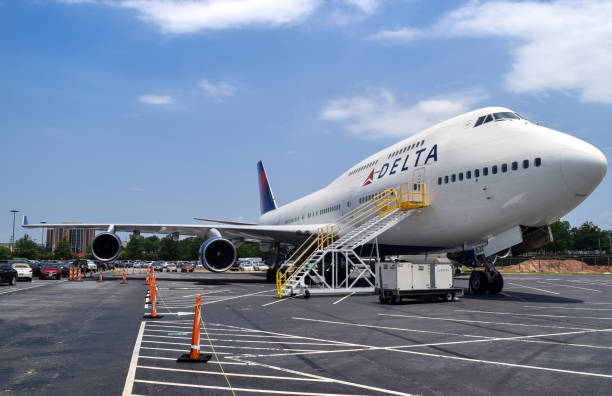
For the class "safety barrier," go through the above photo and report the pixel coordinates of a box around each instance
[177,294,211,363]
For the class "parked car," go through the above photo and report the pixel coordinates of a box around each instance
[72,259,97,272]
[11,262,33,281]
[181,264,194,272]
[0,261,18,285]
[29,261,42,277]
[254,263,269,271]
[60,264,70,277]
[167,263,177,272]
[239,262,254,271]
[39,264,62,280]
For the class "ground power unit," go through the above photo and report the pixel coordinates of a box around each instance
[375,260,463,304]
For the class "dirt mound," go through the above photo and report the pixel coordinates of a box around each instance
[503,259,610,273]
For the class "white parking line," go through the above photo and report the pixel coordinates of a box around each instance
[138,356,247,365]
[144,333,344,346]
[456,309,612,320]
[203,289,273,305]
[142,340,315,352]
[137,365,331,382]
[262,297,294,307]
[139,346,233,355]
[506,282,559,295]
[0,281,65,295]
[524,305,612,311]
[536,281,602,293]
[332,292,355,305]
[133,379,362,396]
[122,321,145,396]
[378,313,593,331]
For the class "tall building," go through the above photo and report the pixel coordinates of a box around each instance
[46,224,95,255]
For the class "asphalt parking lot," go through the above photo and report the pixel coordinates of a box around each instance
[3,271,612,395]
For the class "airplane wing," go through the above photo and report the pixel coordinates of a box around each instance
[22,218,320,244]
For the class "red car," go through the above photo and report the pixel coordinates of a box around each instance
[39,264,62,280]
[181,264,194,272]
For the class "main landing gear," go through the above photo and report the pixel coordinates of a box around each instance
[469,257,504,294]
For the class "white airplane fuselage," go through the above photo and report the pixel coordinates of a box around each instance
[258,107,607,254]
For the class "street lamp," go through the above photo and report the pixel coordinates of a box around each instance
[10,210,19,253]
[41,222,46,249]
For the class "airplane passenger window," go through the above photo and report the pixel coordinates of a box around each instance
[474,116,486,127]
[502,164,508,172]
[523,159,529,169]
[535,157,541,167]
[482,167,487,176]
[438,177,442,185]
[466,170,472,179]
[475,169,480,177]
[444,176,449,184]
[451,174,456,182]
[459,172,463,181]
[512,161,518,171]
[420,140,425,145]
[484,114,493,123]
[492,165,498,174]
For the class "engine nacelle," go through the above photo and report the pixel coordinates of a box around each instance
[91,232,123,262]
[199,236,237,273]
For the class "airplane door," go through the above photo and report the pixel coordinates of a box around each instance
[412,167,425,192]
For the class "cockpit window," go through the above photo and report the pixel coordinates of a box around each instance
[474,116,485,127]
[483,114,493,124]
[493,112,520,121]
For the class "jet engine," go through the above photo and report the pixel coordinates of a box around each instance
[91,232,123,262]
[199,229,237,273]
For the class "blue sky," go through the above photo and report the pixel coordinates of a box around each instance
[2,0,611,243]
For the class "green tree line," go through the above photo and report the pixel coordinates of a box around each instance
[547,221,611,252]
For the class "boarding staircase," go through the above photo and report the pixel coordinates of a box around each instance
[276,183,429,298]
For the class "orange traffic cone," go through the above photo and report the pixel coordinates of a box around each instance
[121,268,127,284]
[98,270,103,283]
[90,269,93,278]
[77,267,82,282]
[69,267,74,281]
[113,266,116,276]
[144,273,163,319]
[132,266,135,275]
[177,295,210,363]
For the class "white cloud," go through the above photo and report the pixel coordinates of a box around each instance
[367,27,421,42]
[321,88,482,139]
[115,0,320,34]
[341,0,379,14]
[138,94,175,105]
[369,0,612,104]
[199,79,238,100]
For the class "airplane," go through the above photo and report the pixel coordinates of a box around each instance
[23,106,607,294]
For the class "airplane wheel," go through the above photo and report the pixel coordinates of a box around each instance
[488,272,504,294]
[469,271,487,294]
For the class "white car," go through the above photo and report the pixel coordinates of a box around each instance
[239,263,254,271]
[254,263,269,271]
[11,262,33,282]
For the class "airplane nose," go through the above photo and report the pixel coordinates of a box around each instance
[561,143,607,196]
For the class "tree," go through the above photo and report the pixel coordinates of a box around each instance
[14,234,40,259]
[125,236,144,260]
[548,220,573,252]
[0,246,11,259]
[143,236,160,256]
[178,237,205,260]
[54,237,74,260]
[237,242,269,259]
[159,236,178,260]
[573,221,607,251]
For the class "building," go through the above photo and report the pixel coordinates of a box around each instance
[46,224,95,255]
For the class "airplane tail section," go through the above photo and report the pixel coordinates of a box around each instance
[257,161,278,215]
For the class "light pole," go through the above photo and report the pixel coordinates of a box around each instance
[10,209,19,253]
[41,222,46,249]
